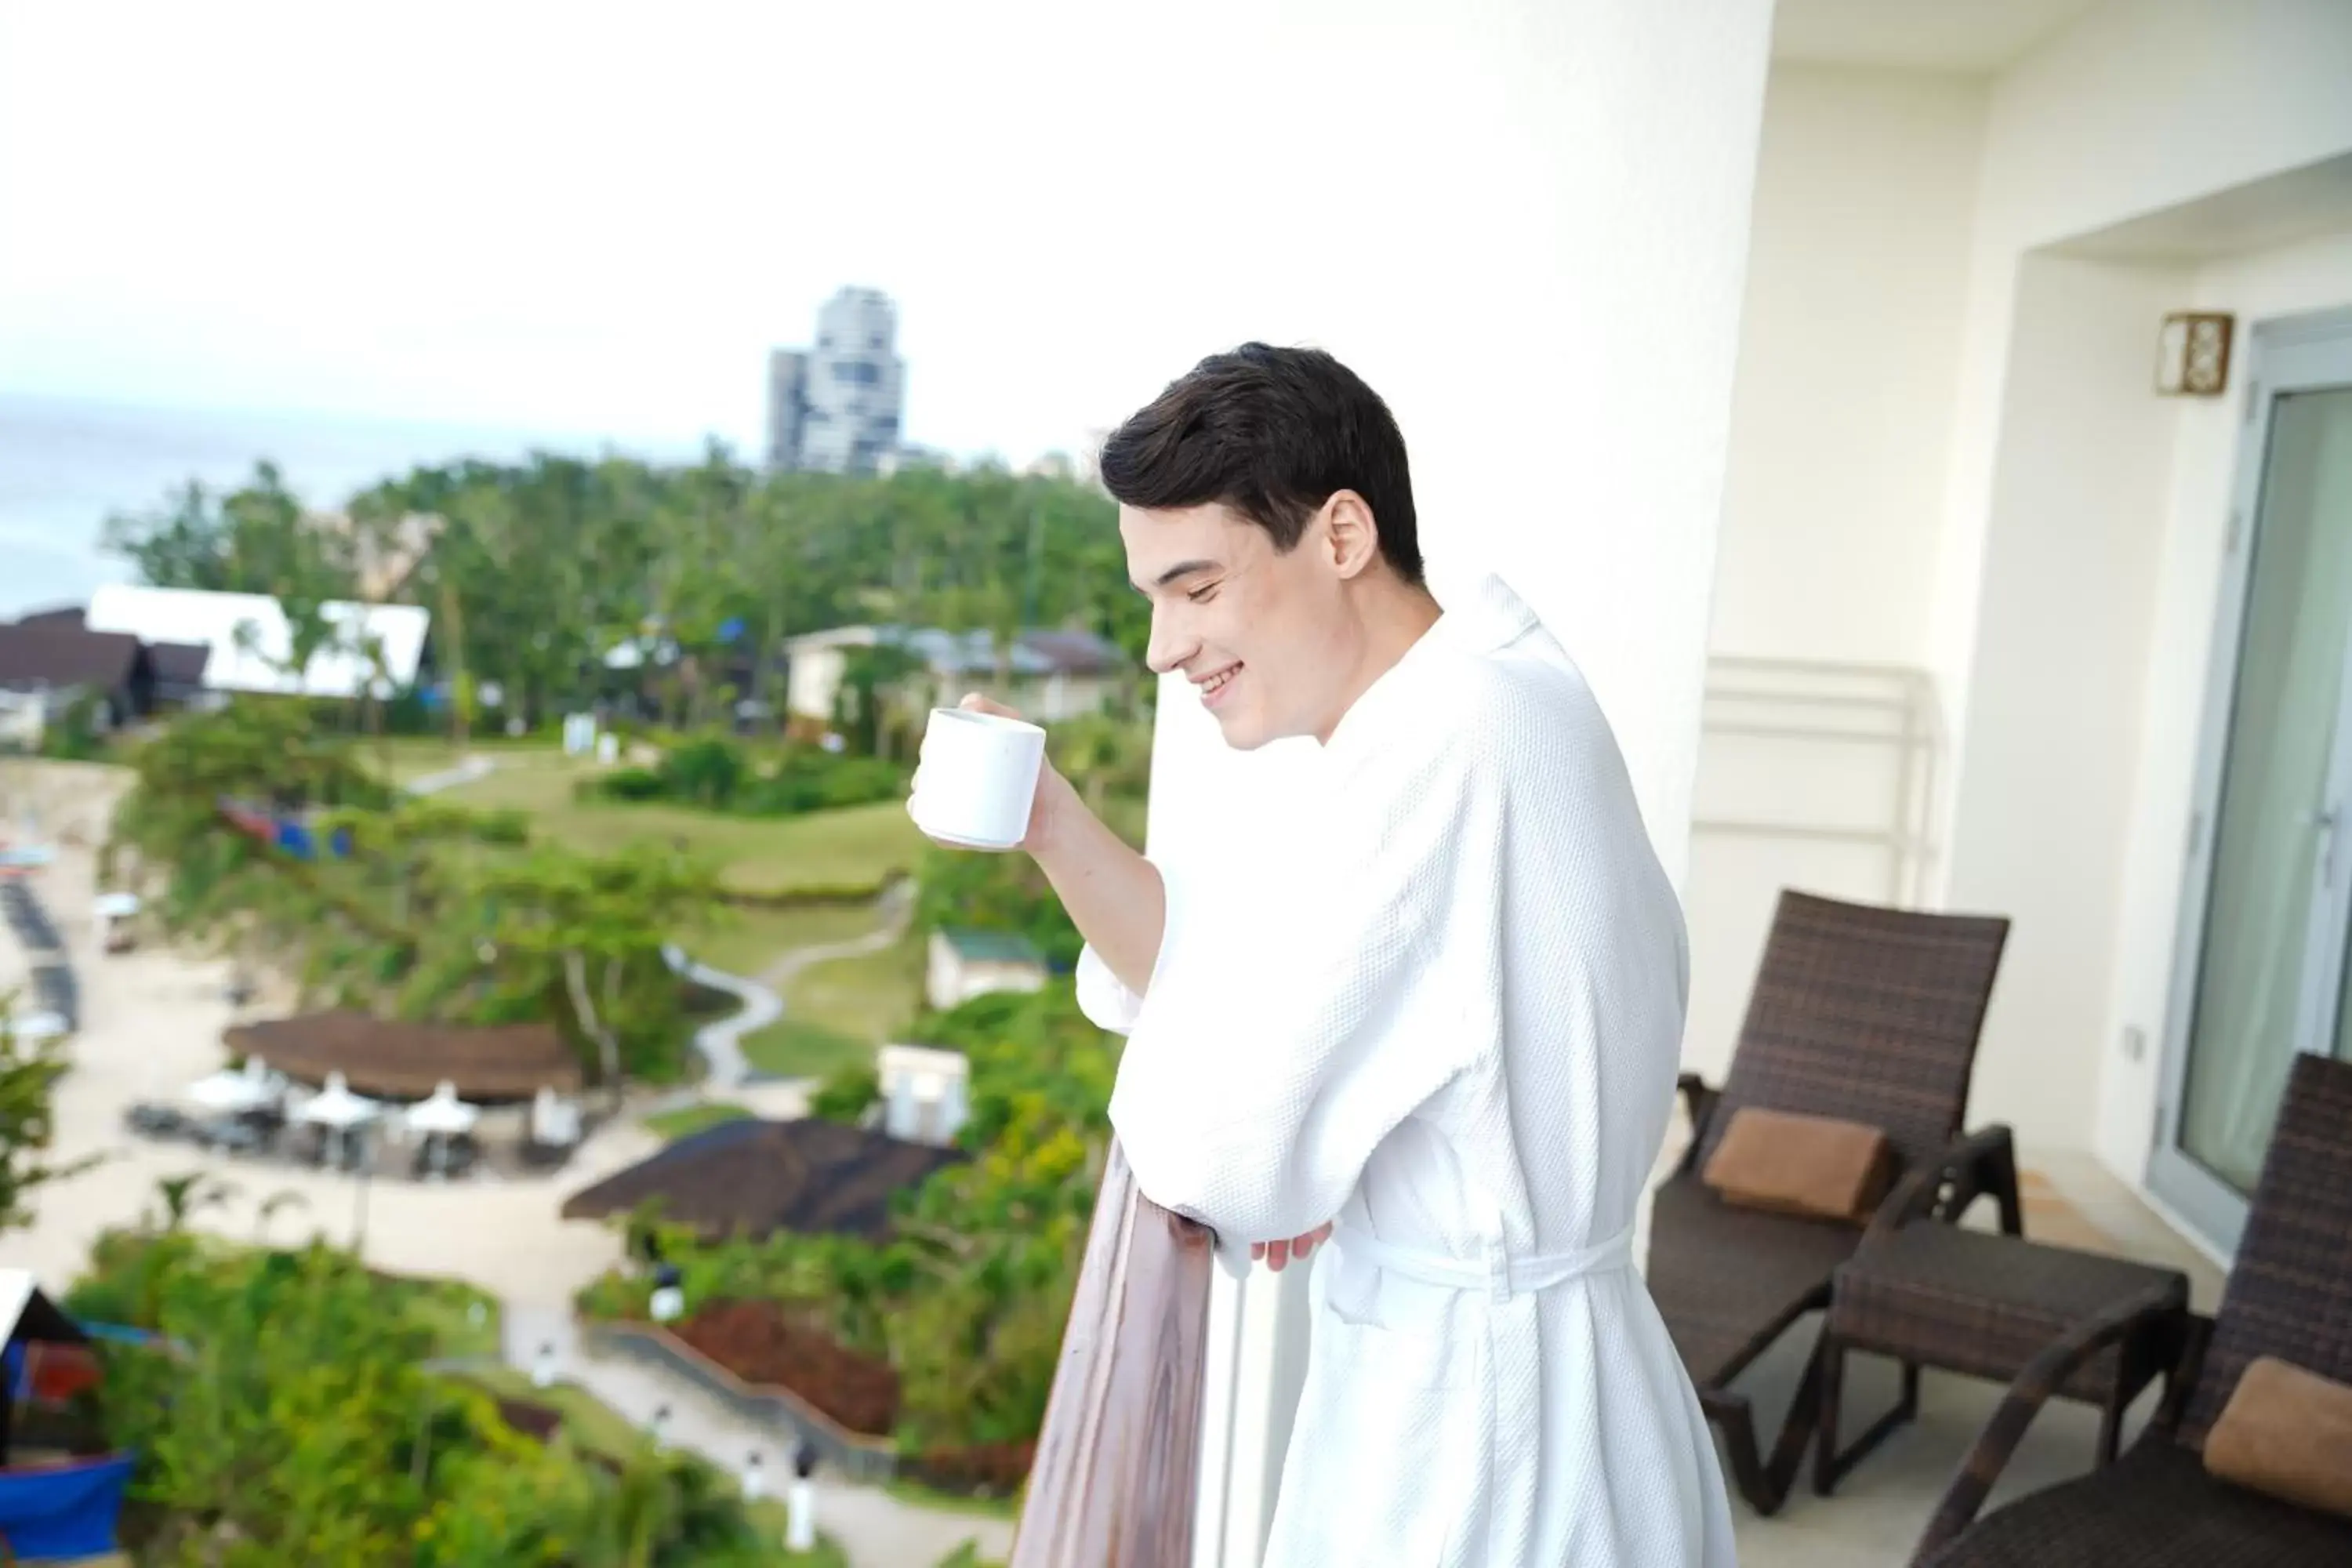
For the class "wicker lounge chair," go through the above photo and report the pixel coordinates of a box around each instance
[1912,1051,2352,1566]
[1646,889,2016,1513]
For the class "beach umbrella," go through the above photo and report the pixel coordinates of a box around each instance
[185,1068,274,1114]
[403,1080,480,1178]
[295,1071,381,1169]
[404,1080,480,1138]
[296,1072,379,1131]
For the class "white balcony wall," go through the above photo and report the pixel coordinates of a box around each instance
[1697,0,2352,1169]
[1687,61,1989,1086]
[1709,64,1988,671]
[1933,0,2352,1167]
[1930,0,2352,743]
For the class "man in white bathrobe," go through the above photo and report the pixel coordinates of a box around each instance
[921,343,1735,1566]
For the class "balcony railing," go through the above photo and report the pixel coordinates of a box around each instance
[1011,1143,1217,1567]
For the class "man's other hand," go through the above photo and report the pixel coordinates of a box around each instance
[1252,1222,1333,1273]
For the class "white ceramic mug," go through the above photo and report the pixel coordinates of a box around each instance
[909,706,1047,850]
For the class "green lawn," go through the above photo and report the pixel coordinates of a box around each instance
[727,909,924,1078]
[692,905,877,981]
[437,760,927,898]
[643,1100,753,1141]
[780,927,927,1050]
[739,1016,877,1081]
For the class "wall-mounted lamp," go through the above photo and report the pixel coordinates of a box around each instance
[2156,311,2233,396]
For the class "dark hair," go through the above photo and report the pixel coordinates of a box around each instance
[1097,343,1424,586]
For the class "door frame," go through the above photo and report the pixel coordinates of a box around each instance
[2150,307,2352,1254]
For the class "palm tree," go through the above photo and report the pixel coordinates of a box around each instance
[150,1171,238,1232]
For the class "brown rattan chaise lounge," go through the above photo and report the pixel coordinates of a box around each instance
[1646,889,2017,1513]
[1911,1051,2352,1566]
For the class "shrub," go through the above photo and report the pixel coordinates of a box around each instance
[589,767,667,802]
[468,807,532,844]
[661,735,746,808]
[808,1065,880,1126]
[584,736,907,818]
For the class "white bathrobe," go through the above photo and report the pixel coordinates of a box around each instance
[1078,574,1736,1567]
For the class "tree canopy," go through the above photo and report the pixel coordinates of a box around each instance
[103,450,1152,731]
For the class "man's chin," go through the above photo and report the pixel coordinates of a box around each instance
[1211,710,1276,753]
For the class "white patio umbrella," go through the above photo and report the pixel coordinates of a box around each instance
[405,1080,479,1137]
[296,1072,381,1168]
[297,1072,379,1130]
[91,891,140,942]
[404,1080,479,1178]
[185,1066,274,1114]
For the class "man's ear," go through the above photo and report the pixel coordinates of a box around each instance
[1323,491,1381,580]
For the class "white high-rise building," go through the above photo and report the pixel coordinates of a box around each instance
[764,287,905,475]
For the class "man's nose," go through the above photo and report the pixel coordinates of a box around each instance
[1145,608,1195,677]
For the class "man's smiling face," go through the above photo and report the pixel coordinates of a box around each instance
[1121,499,1353,751]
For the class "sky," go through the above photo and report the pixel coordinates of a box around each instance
[1,0,1421,466]
[2,0,1603,616]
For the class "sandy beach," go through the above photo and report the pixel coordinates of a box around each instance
[3,758,650,1307]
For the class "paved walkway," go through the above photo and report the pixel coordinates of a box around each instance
[503,1304,1014,1568]
[404,753,495,796]
[665,946,782,1090]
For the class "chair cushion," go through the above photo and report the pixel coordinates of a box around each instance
[1922,1440,2352,1567]
[1701,1106,1893,1224]
[2204,1357,2352,1519]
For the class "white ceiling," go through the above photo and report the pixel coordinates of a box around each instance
[1773,0,2106,73]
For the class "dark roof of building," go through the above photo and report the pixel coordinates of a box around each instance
[1018,629,1123,677]
[148,641,212,686]
[11,605,87,628]
[560,1117,964,1243]
[225,1011,583,1102]
[938,927,1046,966]
[0,622,146,692]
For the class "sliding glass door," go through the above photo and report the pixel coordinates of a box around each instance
[2154,314,2352,1249]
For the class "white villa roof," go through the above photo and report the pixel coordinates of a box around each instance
[85,584,430,699]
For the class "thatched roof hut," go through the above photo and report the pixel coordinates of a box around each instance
[561,1118,963,1243]
[225,1011,582,1102]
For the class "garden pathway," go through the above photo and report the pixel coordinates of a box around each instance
[670,878,917,1093]
[403,753,495,796]
[662,945,782,1091]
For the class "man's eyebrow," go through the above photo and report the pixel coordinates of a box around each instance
[1133,559,1221,593]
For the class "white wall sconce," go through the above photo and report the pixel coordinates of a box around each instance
[2157,311,2234,395]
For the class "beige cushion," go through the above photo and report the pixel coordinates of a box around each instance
[2204,1356,2352,1519]
[1701,1106,1894,1225]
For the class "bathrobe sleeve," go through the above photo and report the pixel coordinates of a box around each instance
[1095,734,1492,1247]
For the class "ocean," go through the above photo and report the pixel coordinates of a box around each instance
[0,394,708,617]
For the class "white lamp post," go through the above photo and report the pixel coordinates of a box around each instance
[786,1443,817,1552]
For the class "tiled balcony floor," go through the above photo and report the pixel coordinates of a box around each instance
[1638,1134,2227,1566]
